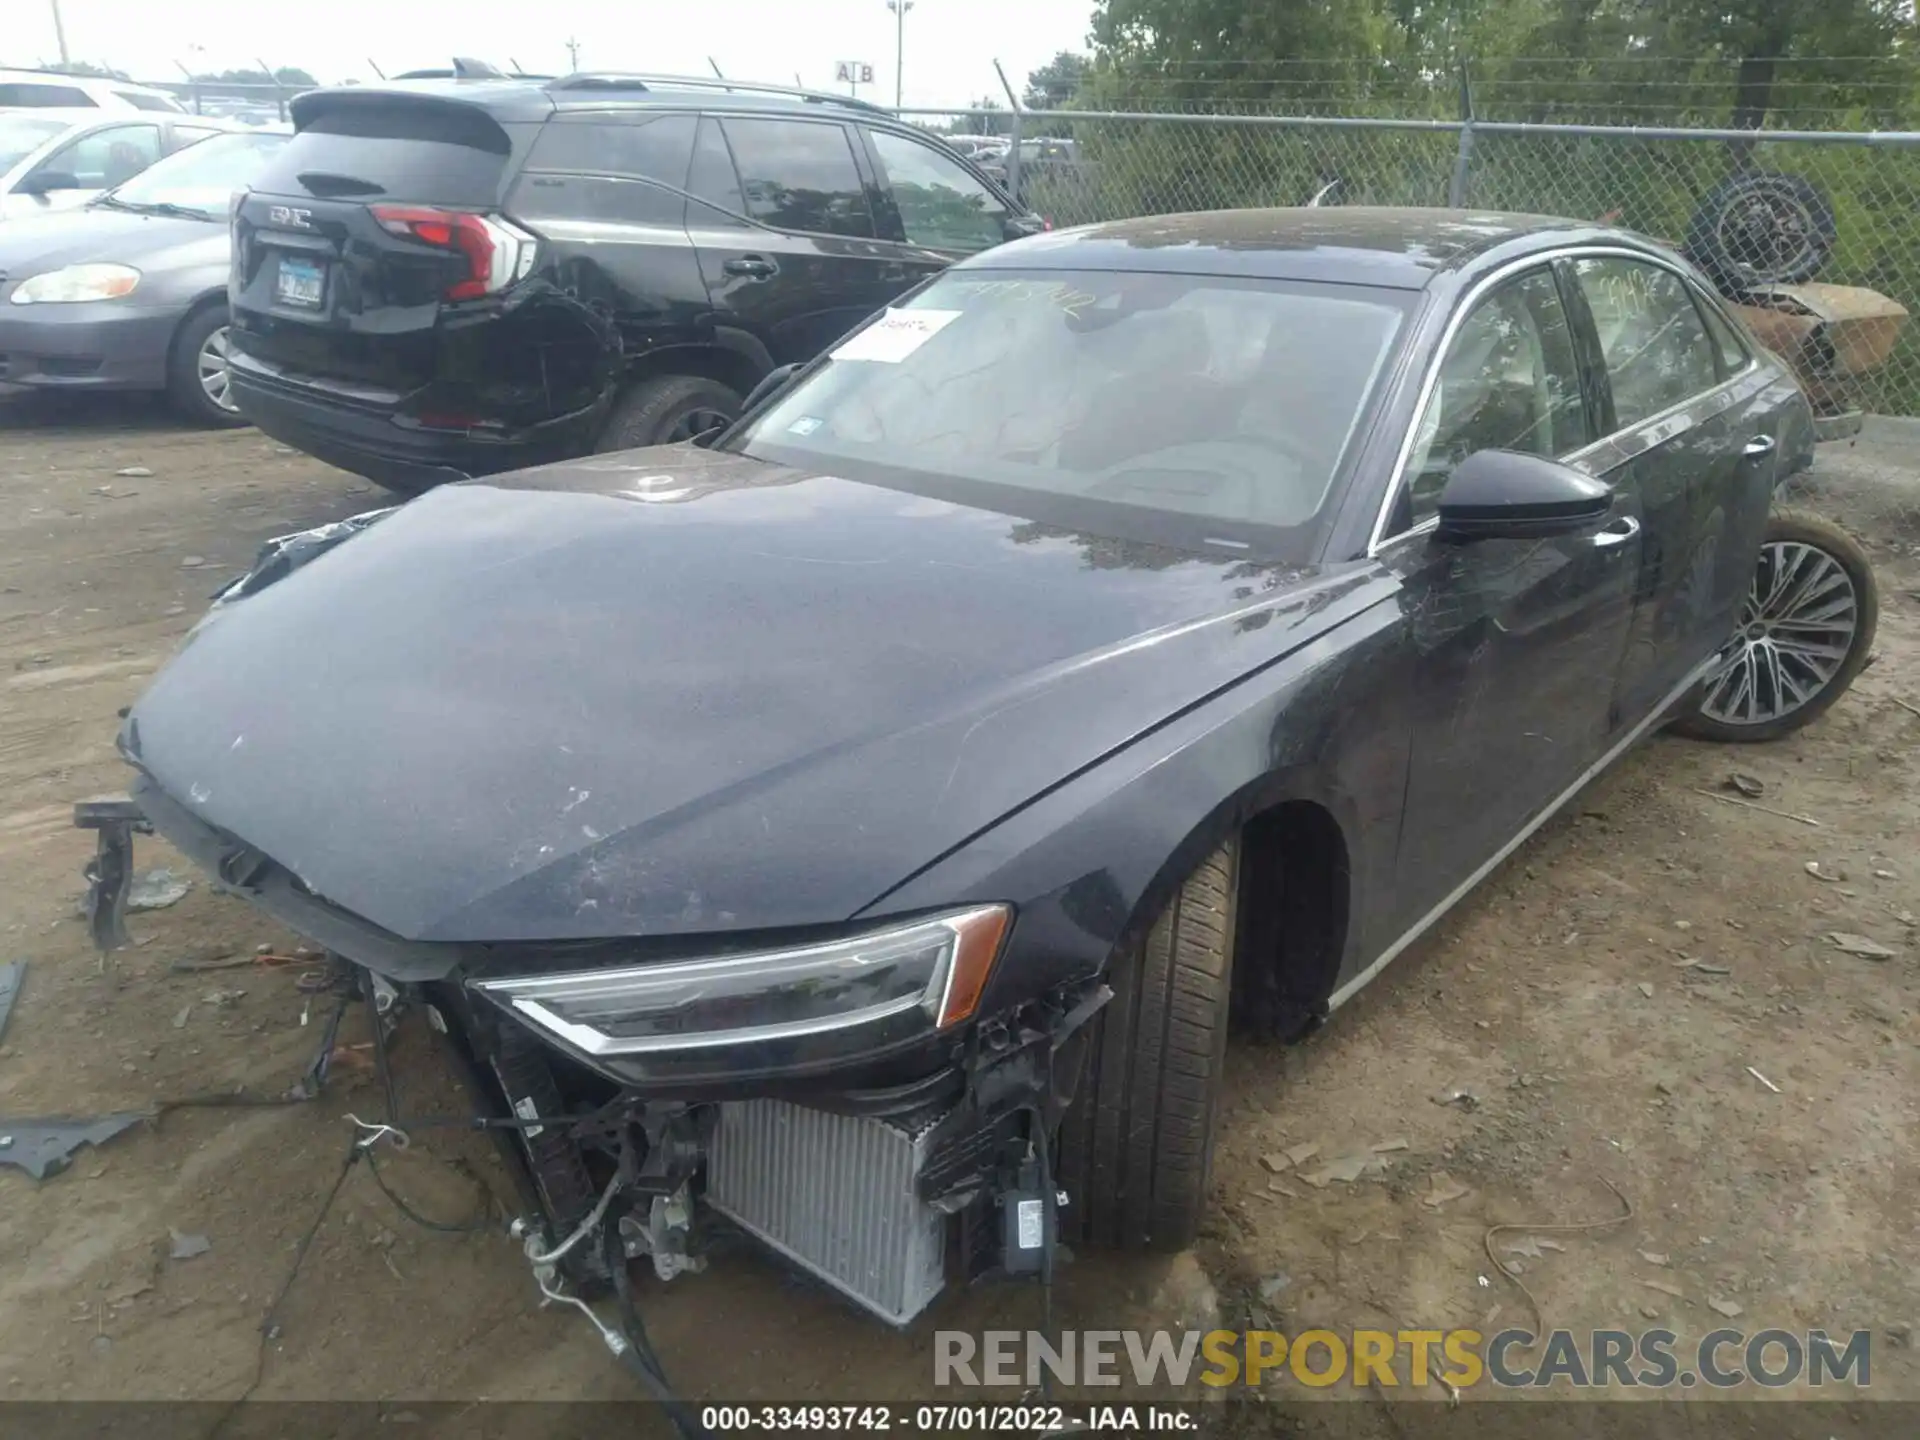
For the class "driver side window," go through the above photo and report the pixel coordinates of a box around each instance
[35,124,161,189]
[1398,266,1592,532]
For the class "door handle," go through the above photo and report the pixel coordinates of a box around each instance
[1592,515,1641,548]
[722,256,777,279]
[1742,434,1777,459]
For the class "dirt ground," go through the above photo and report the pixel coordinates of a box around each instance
[0,393,1914,1424]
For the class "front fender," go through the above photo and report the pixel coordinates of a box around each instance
[854,580,1413,1021]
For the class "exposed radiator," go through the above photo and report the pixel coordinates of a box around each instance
[704,1098,947,1327]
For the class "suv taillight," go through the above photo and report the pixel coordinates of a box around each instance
[370,205,537,301]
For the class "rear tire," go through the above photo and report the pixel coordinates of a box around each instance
[1672,506,1878,743]
[166,306,248,429]
[1058,840,1238,1251]
[595,375,742,453]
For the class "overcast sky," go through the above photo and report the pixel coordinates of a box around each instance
[20,0,1093,110]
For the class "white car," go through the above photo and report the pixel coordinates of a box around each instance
[0,69,185,114]
[0,110,234,221]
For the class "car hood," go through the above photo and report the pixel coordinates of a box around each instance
[0,207,224,276]
[124,449,1389,943]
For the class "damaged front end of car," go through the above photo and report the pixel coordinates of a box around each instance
[81,506,1110,1328]
[82,797,1108,1326]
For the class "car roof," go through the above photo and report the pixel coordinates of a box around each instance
[0,107,122,129]
[960,208,1659,290]
[0,70,179,98]
[290,72,902,128]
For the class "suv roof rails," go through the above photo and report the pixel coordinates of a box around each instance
[550,71,894,116]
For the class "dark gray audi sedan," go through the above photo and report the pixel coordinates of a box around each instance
[103,210,1830,1334]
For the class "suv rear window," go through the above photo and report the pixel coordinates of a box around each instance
[255,100,512,206]
[720,118,873,239]
[0,82,93,107]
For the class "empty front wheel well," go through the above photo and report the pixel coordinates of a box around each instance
[1230,799,1350,1042]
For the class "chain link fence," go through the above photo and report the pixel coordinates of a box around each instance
[902,104,1920,554]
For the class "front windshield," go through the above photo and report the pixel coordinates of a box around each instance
[735,268,1408,546]
[102,131,288,216]
[0,116,70,173]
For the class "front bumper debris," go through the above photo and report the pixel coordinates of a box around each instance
[73,791,1110,1329]
[74,796,152,951]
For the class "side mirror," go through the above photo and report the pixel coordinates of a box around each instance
[1435,449,1613,542]
[16,170,80,197]
[741,362,801,414]
[1004,213,1048,239]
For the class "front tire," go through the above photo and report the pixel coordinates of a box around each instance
[1058,840,1238,1251]
[595,375,742,453]
[166,306,248,428]
[1673,506,1878,743]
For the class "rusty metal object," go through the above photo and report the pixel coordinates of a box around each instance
[1729,283,1908,430]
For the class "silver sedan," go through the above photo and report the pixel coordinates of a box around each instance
[0,127,288,424]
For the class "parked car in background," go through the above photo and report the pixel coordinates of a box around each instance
[0,127,288,422]
[981,136,1078,195]
[0,110,233,222]
[106,211,1844,1335]
[226,72,1043,493]
[0,68,186,114]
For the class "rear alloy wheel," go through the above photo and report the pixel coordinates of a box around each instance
[1674,507,1878,743]
[595,375,743,454]
[1057,840,1238,1251]
[167,307,248,429]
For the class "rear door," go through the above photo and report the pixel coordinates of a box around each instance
[501,109,708,376]
[1564,254,1777,724]
[229,96,526,404]
[686,114,911,365]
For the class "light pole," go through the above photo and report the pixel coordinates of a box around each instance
[49,0,70,65]
[886,0,913,108]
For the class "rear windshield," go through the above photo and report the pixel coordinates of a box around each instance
[0,82,94,108]
[253,100,511,205]
[115,90,184,113]
[733,268,1408,552]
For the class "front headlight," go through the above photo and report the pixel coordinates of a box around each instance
[9,264,142,305]
[473,905,1011,1058]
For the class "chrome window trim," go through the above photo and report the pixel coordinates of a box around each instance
[1366,243,1760,557]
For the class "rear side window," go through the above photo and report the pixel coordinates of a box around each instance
[1695,291,1753,378]
[0,82,93,107]
[687,116,747,224]
[719,118,873,239]
[1573,257,1722,429]
[510,171,687,227]
[117,90,183,113]
[526,114,695,186]
[256,101,511,205]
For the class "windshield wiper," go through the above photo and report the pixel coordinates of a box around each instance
[90,197,216,221]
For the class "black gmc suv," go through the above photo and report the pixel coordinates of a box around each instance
[227,73,1041,493]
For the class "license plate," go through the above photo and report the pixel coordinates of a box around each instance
[273,255,325,309]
